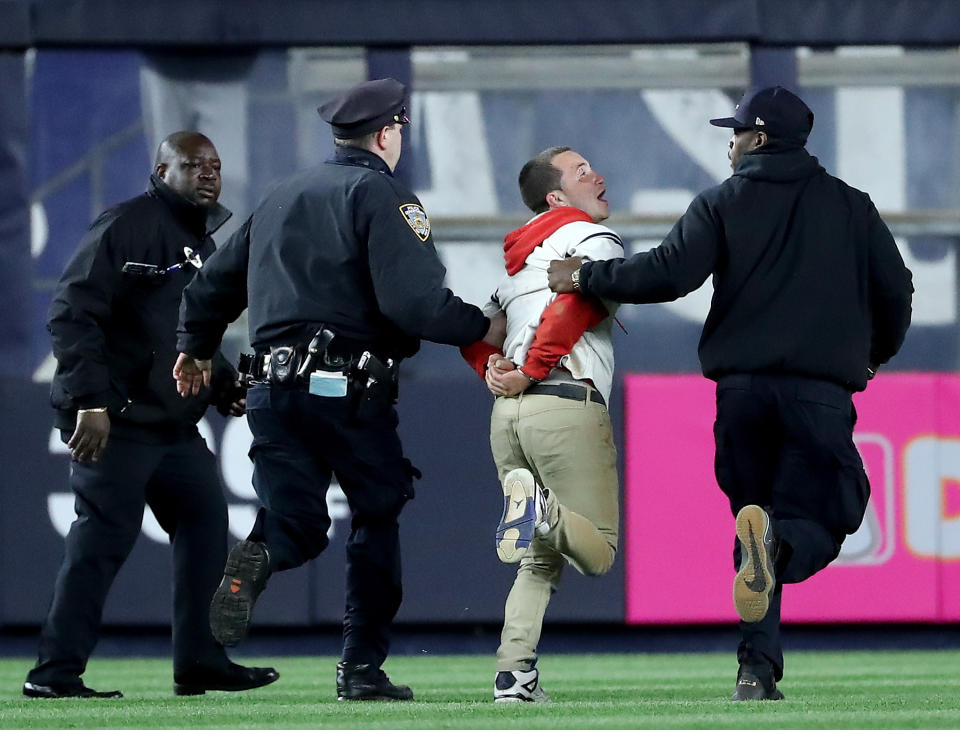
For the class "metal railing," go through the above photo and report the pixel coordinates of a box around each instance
[430,211,960,242]
[289,44,960,93]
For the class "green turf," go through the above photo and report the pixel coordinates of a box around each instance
[1,650,959,729]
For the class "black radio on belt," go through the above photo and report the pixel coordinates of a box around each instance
[267,346,299,385]
[354,351,397,420]
[258,327,344,388]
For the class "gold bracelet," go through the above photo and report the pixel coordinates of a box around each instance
[78,407,107,414]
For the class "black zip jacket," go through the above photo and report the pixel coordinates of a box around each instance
[178,147,488,362]
[48,174,236,442]
[580,144,913,391]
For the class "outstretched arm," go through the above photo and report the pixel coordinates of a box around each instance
[549,195,720,303]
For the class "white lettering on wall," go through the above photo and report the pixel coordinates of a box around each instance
[46,420,352,544]
[629,83,954,328]
[837,433,896,565]
[904,436,960,558]
[412,91,498,217]
[837,79,953,326]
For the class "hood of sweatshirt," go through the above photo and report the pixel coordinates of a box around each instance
[734,143,823,184]
[502,207,594,275]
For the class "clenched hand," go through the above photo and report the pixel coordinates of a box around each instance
[547,256,582,293]
[485,354,533,398]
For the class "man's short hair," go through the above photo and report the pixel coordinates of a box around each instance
[333,131,380,151]
[518,146,571,214]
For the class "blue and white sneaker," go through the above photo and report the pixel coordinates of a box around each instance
[495,468,550,563]
[494,667,551,703]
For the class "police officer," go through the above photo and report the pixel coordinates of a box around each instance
[548,87,913,701]
[25,132,278,698]
[174,79,495,701]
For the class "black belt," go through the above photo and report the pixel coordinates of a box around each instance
[525,383,605,407]
[249,344,358,382]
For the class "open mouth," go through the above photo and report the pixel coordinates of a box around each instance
[598,189,608,203]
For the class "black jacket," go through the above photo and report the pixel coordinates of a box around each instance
[48,174,236,441]
[581,144,913,391]
[178,147,488,362]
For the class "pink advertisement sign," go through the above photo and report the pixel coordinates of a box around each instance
[623,373,960,624]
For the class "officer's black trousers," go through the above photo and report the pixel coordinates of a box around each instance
[713,374,870,681]
[244,384,413,668]
[28,434,230,687]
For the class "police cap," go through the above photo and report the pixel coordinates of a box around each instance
[709,86,814,144]
[317,78,410,139]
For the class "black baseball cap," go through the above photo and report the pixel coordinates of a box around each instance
[317,78,410,139]
[709,86,814,143]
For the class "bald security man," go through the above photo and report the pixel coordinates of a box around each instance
[25,132,278,699]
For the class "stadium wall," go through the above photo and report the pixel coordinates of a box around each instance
[1,1,959,629]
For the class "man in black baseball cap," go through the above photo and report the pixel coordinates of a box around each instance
[547,84,912,702]
[708,86,815,171]
[317,77,410,139]
[709,85,814,144]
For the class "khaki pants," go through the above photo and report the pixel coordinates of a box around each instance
[489,390,620,671]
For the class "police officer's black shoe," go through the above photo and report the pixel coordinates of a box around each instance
[23,681,123,698]
[210,540,271,647]
[730,664,784,701]
[733,505,776,623]
[173,661,279,695]
[336,662,413,701]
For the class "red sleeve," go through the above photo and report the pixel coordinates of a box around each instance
[520,293,609,381]
[460,340,503,380]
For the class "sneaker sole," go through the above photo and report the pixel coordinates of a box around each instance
[494,691,552,703]
[209,541,269,647]
[496,469,537,563]
[733,505,775,623]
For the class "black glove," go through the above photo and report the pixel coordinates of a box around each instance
[214,379,247,416]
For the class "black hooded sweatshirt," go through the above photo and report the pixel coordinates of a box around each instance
[580,143,913,392]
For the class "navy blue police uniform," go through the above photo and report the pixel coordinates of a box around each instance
[28,173,277,697]
[570,87,913,699]
[177,79,490,700]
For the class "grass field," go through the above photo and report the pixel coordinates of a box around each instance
[1,650,959,729]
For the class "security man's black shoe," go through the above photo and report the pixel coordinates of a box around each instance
[336,662,413,701]
[210,540,271,647]
[23,681,123,699]
[733,505,776,623]
[731,665,784,701]
[173,661,279,695]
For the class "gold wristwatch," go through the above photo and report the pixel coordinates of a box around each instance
[571,267,581,291]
